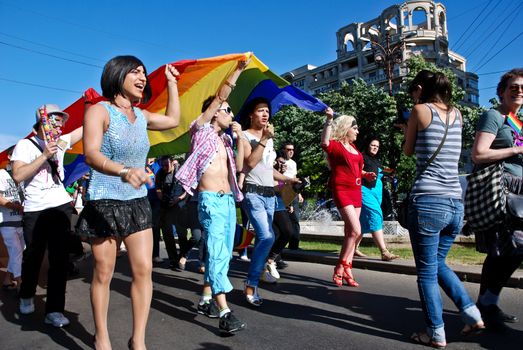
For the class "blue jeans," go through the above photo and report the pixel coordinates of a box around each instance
[242,192,275,287]
[198,192,236,295]
[408,196,481,342]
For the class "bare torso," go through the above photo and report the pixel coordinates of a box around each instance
[198,137,232,193]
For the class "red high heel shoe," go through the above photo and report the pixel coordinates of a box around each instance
[332,264,344,287]
[342,261,359,287]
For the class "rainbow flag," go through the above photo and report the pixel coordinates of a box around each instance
[0,53,327,177]
[505,111,523,146]
[142,52,327,156]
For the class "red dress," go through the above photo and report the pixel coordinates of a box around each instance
[322,140,363,208]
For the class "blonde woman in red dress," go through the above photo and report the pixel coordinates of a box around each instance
[321,108,376,287]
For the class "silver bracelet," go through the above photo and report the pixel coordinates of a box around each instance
[119,166,131,182]
[324,120,333,127]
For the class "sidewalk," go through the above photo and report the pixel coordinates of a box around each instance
[283,221,523,289]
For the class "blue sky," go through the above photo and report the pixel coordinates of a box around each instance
[1,0,522,150]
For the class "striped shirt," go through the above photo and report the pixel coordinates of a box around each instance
[411,103,462,198]
[175,120,243,202]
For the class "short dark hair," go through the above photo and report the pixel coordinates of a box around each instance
[246,97,270,115]
[497,68,523,102]
[241,97,271,129]
[419,72,452,107]
[101,56,152,103]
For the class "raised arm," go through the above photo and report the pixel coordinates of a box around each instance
[142,64,181,131]
[196,56,251,126]
[321,107,334,148]
[83,104,151,189]
[67,126,84,146]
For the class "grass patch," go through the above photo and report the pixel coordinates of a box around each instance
[299,240,488,266]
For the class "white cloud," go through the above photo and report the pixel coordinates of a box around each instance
[0,133,24,151]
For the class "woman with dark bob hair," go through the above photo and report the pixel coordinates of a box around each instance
[402,71,484,348]
[77,55,180,350]
[471,68,523,331]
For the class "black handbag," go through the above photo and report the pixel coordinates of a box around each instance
[397,107,451,229]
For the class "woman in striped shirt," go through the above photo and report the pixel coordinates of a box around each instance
[402,71,484,348]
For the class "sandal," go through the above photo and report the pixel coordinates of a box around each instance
[244,283,262,307]
[354,249,367,257]
[381,249,400,261]
[461,322,486,336]
[332,264,343,287]
[410,332,446,349]
[342,262,359,287]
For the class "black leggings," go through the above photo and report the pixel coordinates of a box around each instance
[269,210,293,260]
[479,254,523,296]
[479,173,523,296]
[20,203,73,314]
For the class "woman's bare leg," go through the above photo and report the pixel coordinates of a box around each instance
[123,229,153,350]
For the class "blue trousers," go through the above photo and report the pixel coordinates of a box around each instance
[408,195,481,342]
[242,192,275,287]
[198,191,235,295]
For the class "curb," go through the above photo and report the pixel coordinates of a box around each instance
[282,249,523,289]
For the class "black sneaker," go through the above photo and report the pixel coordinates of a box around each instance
[219,312,245,334]
[275,254,289,269]
[477,303,513,332]
[276,259,289,269]
[197,300,219,318]
[478,303,519,324]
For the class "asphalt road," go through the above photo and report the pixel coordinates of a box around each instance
[1,251,522,350]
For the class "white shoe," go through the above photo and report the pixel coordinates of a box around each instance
[19,297,35,315]
[266,261,280,279]
[240,255,250,262]
[45,312,70,327]
[260,269,278,284]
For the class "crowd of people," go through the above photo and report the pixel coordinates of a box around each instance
[0,53,521,349]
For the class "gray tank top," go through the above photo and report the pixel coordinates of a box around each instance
[411,104,462,198]
[243,131,276,187]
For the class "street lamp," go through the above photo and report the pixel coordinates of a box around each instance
[366,32,416,95]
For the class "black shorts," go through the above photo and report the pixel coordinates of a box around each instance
[76,197,152,238]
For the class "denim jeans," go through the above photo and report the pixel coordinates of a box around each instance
[408,196,481,342]
[242,192,275,287]
[198,191,236,295]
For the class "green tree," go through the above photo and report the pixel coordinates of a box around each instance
[272,106,327,194]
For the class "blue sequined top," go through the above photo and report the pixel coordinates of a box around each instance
[86,102,149,201]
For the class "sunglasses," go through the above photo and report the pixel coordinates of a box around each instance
[509,84,523,93]
[285,148,294,151]
[218,106,233,114]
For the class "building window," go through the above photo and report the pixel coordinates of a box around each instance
[467,79,478,89]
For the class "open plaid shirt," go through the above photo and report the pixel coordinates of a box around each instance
[175,120,243,202]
